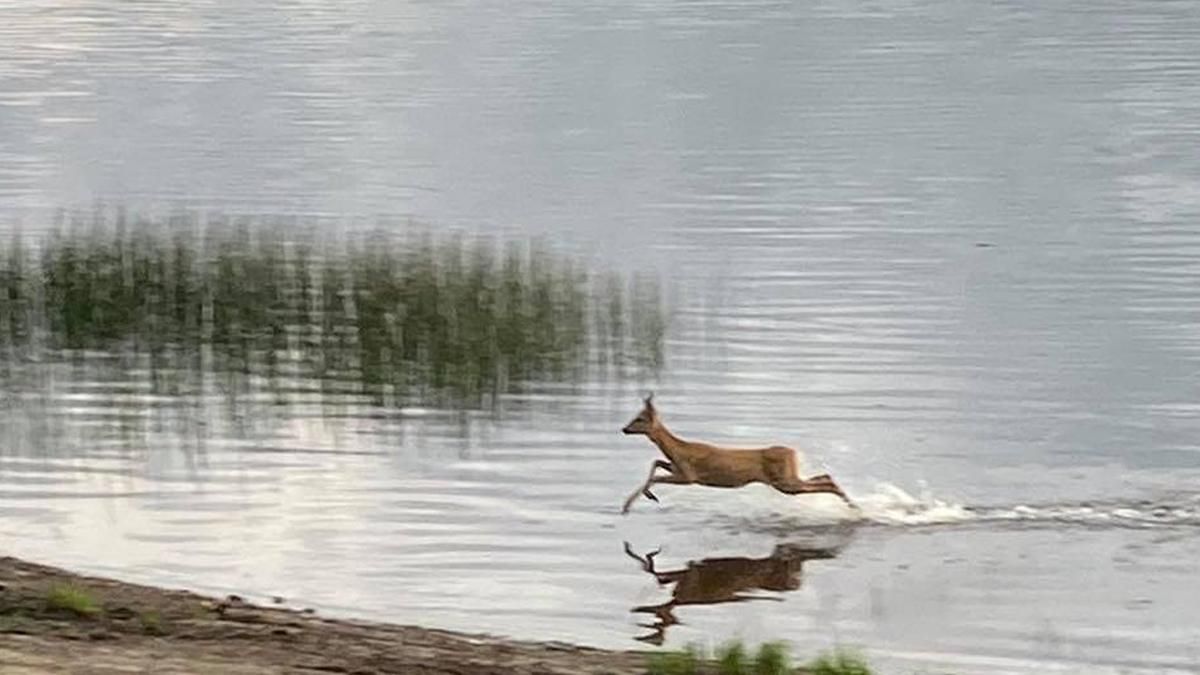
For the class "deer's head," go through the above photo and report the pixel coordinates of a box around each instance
[622,394,659,435]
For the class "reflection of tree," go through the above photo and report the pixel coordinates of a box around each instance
[0,213,667,456]
[623,541,839,645]
[0,214,665,410]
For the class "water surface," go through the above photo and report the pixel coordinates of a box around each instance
[3,1,1200,673]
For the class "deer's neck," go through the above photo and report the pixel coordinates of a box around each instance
[648,424,688,460]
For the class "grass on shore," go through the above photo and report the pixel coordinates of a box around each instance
[808,649,873,675]
[44,584,100,618]
[646,641,872,675]
[138,609,165,635]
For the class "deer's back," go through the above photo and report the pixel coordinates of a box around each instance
[680,443,796,487]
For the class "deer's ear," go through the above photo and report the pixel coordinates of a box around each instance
[643,392,654,407]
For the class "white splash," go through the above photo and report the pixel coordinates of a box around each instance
[854,482,975,526]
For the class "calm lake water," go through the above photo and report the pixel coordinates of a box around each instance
[3,1,1200,673]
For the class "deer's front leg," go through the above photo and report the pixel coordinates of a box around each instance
[641,460,674,503]
[621,460,675,514]
[623,473,695,514]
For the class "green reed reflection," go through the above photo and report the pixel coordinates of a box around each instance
[0,214,665,409]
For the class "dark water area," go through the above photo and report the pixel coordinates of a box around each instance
[3,1,1200,673]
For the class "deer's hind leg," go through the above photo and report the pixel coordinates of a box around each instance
[763,448,854,506]
[770,474,852,503]
[762,446,802,484]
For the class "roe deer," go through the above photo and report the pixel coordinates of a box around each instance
[619,394,854,514]
[623,541,838,644]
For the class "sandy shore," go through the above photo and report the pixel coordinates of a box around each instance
[0,555,653,674]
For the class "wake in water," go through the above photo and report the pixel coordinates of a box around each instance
[638,481,1200,532]
[635,481,965,531]
[966,495,1200,529]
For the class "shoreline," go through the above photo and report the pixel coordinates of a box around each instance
[0,555,653,674]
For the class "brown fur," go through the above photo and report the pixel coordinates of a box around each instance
[620,395,854,513]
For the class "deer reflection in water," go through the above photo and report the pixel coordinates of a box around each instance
[623,541,839,645]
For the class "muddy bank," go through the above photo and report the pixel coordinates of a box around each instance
[0,556,652,674]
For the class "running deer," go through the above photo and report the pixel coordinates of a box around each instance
[623,541,838,644]
[619,394,854,514]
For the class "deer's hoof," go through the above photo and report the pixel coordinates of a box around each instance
[643,489,659,503]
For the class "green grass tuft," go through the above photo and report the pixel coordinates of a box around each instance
[808,649,873,675]
[44,584,100,618]
[753,641,791,675]
[716,641,748,674]
[650,640,802,675]
[647,643,702,675]
[138,610,165,635]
